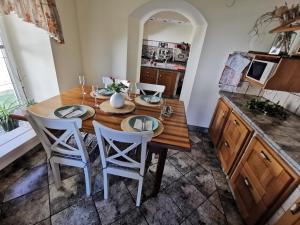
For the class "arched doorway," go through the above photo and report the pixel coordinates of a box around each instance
[127,0,207,109]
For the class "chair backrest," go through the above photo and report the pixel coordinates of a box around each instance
[102,76,114,88]
[26,111,89,163]
[136,82,165,97]
[92,121,153,176]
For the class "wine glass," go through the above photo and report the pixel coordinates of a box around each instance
[92,85,99,108]
[159,97,166,121]
[79,75,86,96]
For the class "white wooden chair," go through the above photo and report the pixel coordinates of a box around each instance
[92,121,153,206]
[136,82,165,97]
[26,111,97,196]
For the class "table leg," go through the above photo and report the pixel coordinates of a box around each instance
[151,147,168,196]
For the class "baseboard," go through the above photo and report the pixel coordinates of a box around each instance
[188,125,209,133]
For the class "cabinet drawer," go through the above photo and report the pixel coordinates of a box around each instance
[209,99,231,146]
[275,196,300,225]
[218,111,252,174]
[140,67,157,84]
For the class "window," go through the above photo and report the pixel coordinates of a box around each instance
[0,37,18,105]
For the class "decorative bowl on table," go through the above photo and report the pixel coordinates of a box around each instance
[140,95,161,104]
[128,115,159,132]
[54,105,88,119]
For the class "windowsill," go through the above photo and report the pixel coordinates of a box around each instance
[0,122,40,170]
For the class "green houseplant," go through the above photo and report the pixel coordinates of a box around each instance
[0,99,20,132]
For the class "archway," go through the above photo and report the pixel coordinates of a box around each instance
[127,0,207,109]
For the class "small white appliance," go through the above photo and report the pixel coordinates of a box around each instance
[245,59,278,84]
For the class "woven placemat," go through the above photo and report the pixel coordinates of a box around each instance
[99,100,136,114]
[90,91,110,100]
[134,96,162,107]
[121,115,164,137]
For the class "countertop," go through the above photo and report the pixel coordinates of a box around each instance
[141,62,186,72]
[220,91,300,174]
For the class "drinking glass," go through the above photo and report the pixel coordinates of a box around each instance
[92,85,99,108]
[79,75,86,96]
[159,97,166,121]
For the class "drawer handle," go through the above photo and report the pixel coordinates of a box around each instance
[244,177,252,188]
[233,119,239,126]
[222,111,226,118]
[224,141,230,148]
[290,203,300,215]
[260,151,271,163]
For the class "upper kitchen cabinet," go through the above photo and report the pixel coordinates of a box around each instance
[243,52,300,92]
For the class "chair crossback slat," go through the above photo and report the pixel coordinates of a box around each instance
[26,112,89,162]
[136,82,165,97]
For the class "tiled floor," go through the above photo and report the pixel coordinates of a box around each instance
[0,131,244,225]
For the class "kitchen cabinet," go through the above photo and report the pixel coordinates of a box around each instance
[209,98,231,147]
[140,67,179,98]
[217,111,252,174]
[140,67,157,84]
[244,52,300,92]
[157,70,178,98]
[275,196,300,225]
[230,136,300,225]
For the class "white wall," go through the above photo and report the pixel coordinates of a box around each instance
[51,0,83,92]
[143,21,193,43]
[1,14,59,102]
[72,0,300,127]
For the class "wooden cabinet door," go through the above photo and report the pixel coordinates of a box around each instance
[157,70,177,98]
[243,137,295,207]
[275,197,300,225]
[140,67,157,84]
[231,136,300,225]
[218,112,251,174]
[209,99,231,147]
[231,166,267,225]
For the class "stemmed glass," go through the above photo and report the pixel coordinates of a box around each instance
[92,85,99,108]
[159,97,166,121]
[79,75,86,96]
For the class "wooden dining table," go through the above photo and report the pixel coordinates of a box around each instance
[11,86,191,196]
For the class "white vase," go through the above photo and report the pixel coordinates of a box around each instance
[110,92,125,108]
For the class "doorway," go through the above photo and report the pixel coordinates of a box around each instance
[126,0,208,109]
[140,11,192,99]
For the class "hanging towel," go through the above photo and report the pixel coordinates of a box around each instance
[219,53,251,86]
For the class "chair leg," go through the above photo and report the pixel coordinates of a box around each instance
[103,170,109,200]
[50,159,62,189]
[136,177,144,207]
[83,164,92,197]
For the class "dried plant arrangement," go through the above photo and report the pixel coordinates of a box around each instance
[250,3,300,36]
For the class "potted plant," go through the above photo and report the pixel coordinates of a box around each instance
[107,78,128,108]
[0,99,20,132]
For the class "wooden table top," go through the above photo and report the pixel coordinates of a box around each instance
[13,86,191,151]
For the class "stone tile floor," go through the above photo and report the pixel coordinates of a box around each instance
[0,131,244,225]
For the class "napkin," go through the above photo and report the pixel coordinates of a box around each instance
[133,119,153,131]
[65,110,83,118]
[58,106,75,117]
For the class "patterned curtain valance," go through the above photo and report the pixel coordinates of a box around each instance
[0,0,64,44]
